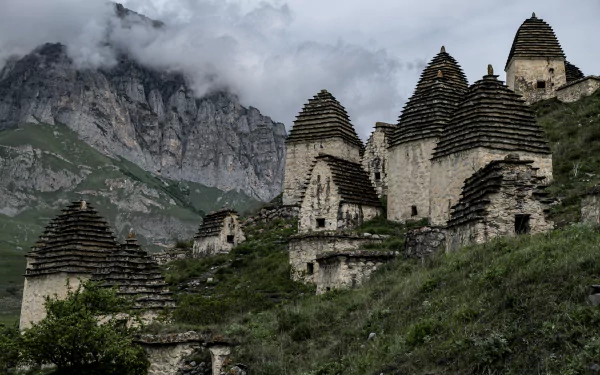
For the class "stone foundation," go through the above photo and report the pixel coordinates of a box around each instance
[556,76,600,103]
[289,232,384,284]
[136,332,234,375]
[404,226,446,258]
[315,250,395,294]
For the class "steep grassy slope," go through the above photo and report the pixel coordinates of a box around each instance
[534,90,600,224]
[0,122,261,320]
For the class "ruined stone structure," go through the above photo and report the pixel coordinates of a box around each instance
[192,209,245,257]
[282,90,364,206]
[298,154,382,233]
[387,47,468,222]
[20,201,174,329]
[315,250,395,294]
[445,155,554,252]
[404,226,446,259]
[505,13,597,104]
[362,122,395,197]
[429,66,553,226]
[136,332,234,375]
[581,186,600,224]
[289,232,384,284]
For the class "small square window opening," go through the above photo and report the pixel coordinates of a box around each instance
[226,235,234,244]
[411,205,418,217]
[316,218,326,228]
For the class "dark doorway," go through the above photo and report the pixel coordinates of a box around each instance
[226,235,234,244]
[537,81,546,89]
[307,263,314,275]
[515,214,531,234]
[316,218,326,228]
[374,172,381,181]
[411,205,418,217]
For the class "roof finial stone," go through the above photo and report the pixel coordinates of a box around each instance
[437,70,444,78]
[487,64,494,76]
[532,12,536,18]
[128,229,136,239]
[440,45,446,53]
[79,200,87,210]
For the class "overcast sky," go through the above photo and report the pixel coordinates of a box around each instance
[1,0,598,140]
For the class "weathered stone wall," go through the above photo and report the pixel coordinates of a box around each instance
[145,342,200,375]
[556,77,600,103]
[505,58,566,104]
[243,205,299,226]
[152,249,192,266]
[446,182,554,252]
[315,251,394,294]
[429,148,553,226]
[192,215,245,257]
[20,272,89,329]
[362,125,392,197]
[289,233,384,284]
[581,194,600,224]
[338,203,381,231]
[282,138,362,206]
[387,138,437,222]
[404,226,446,258]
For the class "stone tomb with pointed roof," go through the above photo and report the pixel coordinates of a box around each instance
[298,154,382,233]
[20,201,174,330]
[504,13,593,104]
[446,154,554,252]
[429,67,553,226]
[361,122,395,198]
[387,47,468,222]
[282,89,364,206]
[192,209,245,257]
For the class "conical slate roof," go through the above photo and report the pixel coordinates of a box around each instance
[389,48,468,147]
[25,201,120,276]
[505,13,565,70]
[300,154,381,207]
[194,209,238,238]
[26,201,174,311]
[565,61,585,83]
[432,66,551,159]
[286,90,364,151]
[414,47,469,94]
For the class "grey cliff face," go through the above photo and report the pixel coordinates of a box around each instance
[0,43,286,201]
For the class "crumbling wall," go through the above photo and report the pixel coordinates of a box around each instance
[152,250,191,266]
[581,193,600,224]
[20,272,89,330]
[298,161,341,233]
[243,205,299,226]
[289,233,383,284]
[387,138,437,222]
[506,59,566,104]
[429,148,553,226]
[404,226,446,258]
[362,124,393,197]
[556,77,600,103]
[193,215,245,257]
[337,203,381,231]
[283,138,362,206]
[316,251,394,294]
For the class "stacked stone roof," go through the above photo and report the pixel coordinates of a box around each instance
[301,154,381,207]
[565,61,585,83]
[505,13,565,70]
[447,155,552,227]
[286,90,364,152]
[432,68,551,159]
[26,201,173,310]
[389,48,468,146]
[195,209,237,238]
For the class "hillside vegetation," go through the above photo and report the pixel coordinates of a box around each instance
[148,93,600,374]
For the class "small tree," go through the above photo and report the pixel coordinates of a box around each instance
[19,280,149,375]
[0,323,20,373]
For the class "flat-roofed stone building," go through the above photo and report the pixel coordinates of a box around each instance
[429,66,553,226]
[20,201,174,330]
[387,47,468,222]
[192,209,245,257]
[446,154,554,252]
[298,154,382,233]
[362,122,395,197]
[282,90,364,206]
